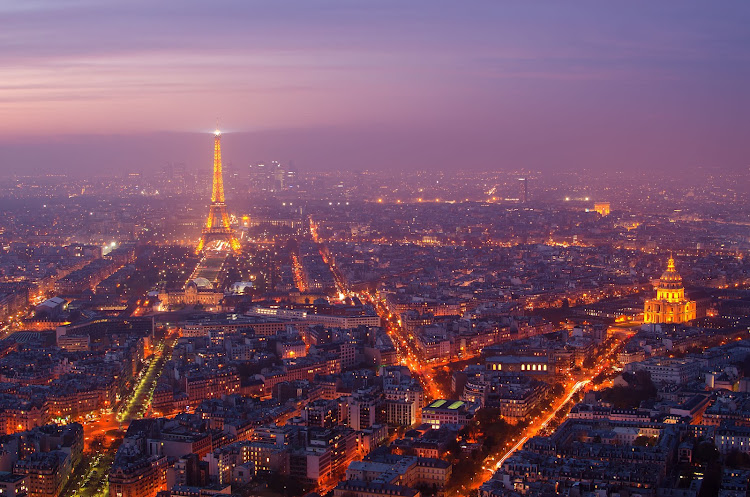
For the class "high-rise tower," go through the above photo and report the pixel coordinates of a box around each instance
[196,130,241,253]
[518,178,528,203]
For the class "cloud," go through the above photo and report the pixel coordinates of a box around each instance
[0,0,748,172]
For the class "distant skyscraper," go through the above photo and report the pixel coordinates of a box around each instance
[248,160,296,192]
[518,178,528,203]
[285,164,299,189]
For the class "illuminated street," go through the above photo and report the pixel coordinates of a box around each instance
[117,335,176,423]
[463,335,631,495]
[322,250,448,401]
[61,333,176,496]
[1,11,748,495]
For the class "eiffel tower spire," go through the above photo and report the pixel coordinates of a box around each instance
[196,129,241,253]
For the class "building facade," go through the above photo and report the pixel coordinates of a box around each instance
[644,257,696,324]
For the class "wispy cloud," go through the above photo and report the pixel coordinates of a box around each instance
[0,0,748,173]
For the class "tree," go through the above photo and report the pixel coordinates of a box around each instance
[551,382,565,396]
[445,438,461,459]
[726,449,750,468]
[582,356,596,370]
[693,441,720,465]
[633,435,657,447]
[90,434,106,452]
[600,370,657,408]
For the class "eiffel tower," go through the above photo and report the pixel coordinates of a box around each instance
[196,129,241,253]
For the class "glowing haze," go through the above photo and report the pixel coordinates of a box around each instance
[1,0,749,174]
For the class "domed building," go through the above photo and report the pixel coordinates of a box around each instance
[643,257,696,324]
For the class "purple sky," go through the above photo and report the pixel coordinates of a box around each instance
[1,0,749,175]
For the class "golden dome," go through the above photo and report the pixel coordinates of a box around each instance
[658,257,683,290]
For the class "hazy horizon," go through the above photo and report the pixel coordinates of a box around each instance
[2,0,749,175]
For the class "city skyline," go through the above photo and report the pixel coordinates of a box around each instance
[2,1,749,175]
[2,5,750,497]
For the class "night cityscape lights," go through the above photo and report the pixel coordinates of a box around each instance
[0,157,748,497]
[196,130,241,254]
[1,2,749,497]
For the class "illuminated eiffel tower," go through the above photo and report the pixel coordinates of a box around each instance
[196,129,241,253]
